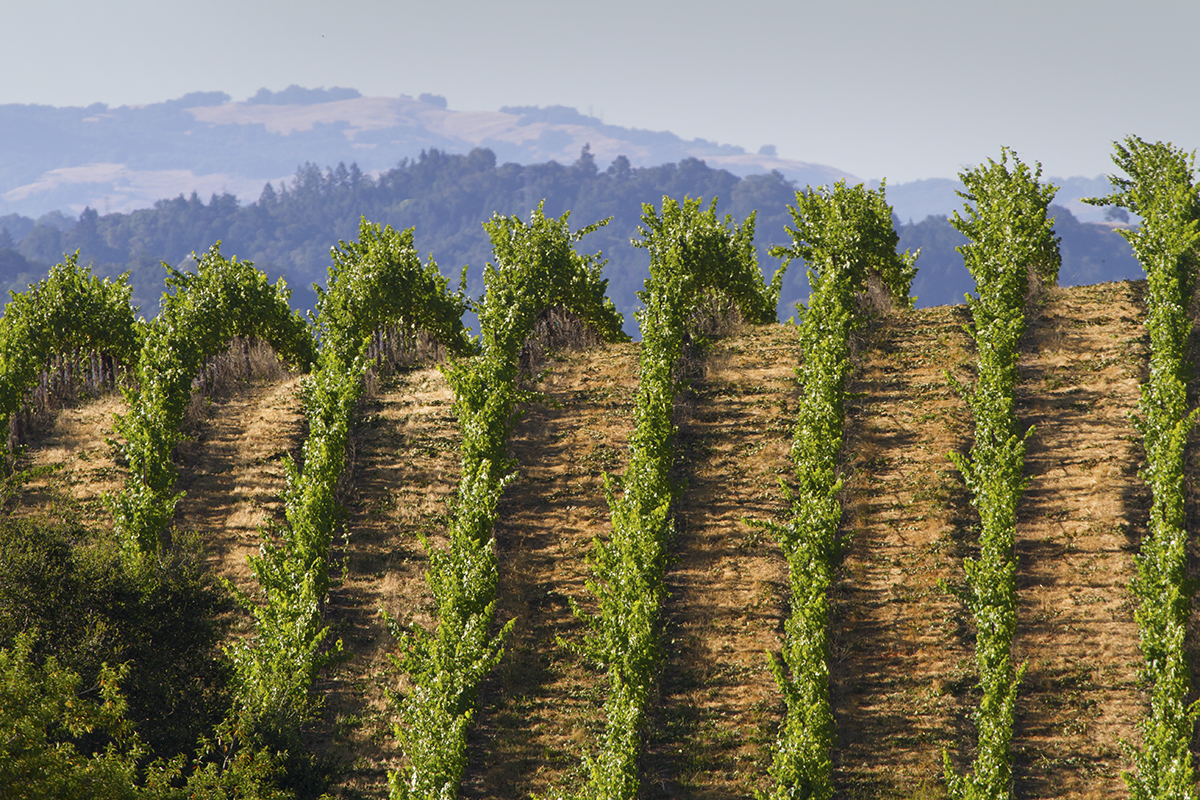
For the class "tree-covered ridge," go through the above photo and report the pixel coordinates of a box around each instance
[1,148,1137,324]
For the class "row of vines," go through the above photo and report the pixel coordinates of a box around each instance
[760,180,916,800]
[228,219,472,755]
[1089,137,1200,799]
[563,197,781,799]
[943,150,1060,800]
[386,204,626,799]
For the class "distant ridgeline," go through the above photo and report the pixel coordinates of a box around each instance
[0,147,1139,325]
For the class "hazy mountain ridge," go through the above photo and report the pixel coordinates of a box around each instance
[0,86,852,218]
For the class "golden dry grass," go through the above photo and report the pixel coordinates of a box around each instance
[461,340,640,798]
[323,365,462,796]
[1010,281,1147,799]
[833,302,979,799]
[642,324,795,799]
[14,389,127,524]
[174,377,306,594]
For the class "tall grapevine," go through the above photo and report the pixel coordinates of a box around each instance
[1088,136,1200,800]
[762,180,915,800]
[568,196,782,800]
[109,244,315,569]
[387,203,626,800]
[945,149,1059,800]
[0,253,140,466]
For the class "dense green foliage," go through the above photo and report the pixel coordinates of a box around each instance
[228,218,471,750]
[759,180,914,799]
[387,204,626,800]
[900,204,1137,307]
[566,196,780,799]
[0,516,292,799]
[1,630,149,799]
[1089,136,1200,800]
[0,253,139,465]
[109,245,315,567]
[944,149,1059,800]
[2,150,801,326]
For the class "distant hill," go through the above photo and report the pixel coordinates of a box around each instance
[0,146,1138,328]
[0,86,853,219]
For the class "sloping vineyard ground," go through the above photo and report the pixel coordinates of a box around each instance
[642,324,795,799]
[17,390,126,525]
[175,377,306,594]
[11,282,1176,799]
[1011,281,1147,799]
[324,365,463,797]
[833,303,979,799]
[460,340,640,799]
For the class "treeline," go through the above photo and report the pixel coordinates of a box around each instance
[0,148,1138,321]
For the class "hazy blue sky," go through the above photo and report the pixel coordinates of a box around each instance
[4,0,1195,183]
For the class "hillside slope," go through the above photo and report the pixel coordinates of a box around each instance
[13,280,1179,799]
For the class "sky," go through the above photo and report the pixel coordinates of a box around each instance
[2,0,1196,184]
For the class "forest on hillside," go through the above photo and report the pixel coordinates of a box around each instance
[0,147,1140,327]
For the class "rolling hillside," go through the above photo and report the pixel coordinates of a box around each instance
[12,279,1191,799]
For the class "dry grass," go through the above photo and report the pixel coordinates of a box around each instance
[1009,281,1148,799]
[461,339,640,798]
[174,376,307,595]
[833,302,979,800]
[11,390,128,525]
[306,364,462,797]
[643,323,796,799]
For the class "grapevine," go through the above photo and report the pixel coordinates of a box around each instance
[387,203,626,800]
[761,180,915,800]
[944,149,1059,800]
[567,196,782,800]
[227,218,472,746]
[1088,136,1200,800]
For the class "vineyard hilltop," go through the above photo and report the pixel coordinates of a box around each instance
[14,278,1193,800]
